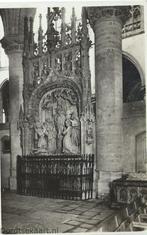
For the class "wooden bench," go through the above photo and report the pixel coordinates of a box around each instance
[116,197,147,231]
[88,195,147,232]
[96,196,147,232]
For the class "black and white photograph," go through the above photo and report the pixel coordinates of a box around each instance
[0,0,146,233]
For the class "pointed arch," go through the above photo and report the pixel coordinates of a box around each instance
[122,51,145,102]
[122,51,145,85]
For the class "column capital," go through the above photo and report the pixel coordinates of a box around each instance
[0,8,36,36]
[86,6,131,29]
[0,8,36,55]
[0,36,23,55]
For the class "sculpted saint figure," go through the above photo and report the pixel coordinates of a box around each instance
[35,121,47,150]
[70,112,80,147]
[55,108,66,153]
[62,119,80,154]
[44,119,56,154]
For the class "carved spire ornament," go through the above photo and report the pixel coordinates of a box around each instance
[71,8,76,44]
[61,7,66,46]
[38,14,43,55]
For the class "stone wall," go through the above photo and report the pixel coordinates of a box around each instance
[122,100,146,172]
[97,100,146,196]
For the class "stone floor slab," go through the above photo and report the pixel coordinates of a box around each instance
[69,227,88,232]
[1,192,116,233]
[80,223,94,229]
[64,220,81,226]
[82,211,99,217]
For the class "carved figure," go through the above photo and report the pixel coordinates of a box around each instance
[70,112,80,147]
[120,188,128,202]
[86,119,93,145]
[44,119,57,153]
[55,109,66,153]
[34,121,47,150]
[62,118,80,154]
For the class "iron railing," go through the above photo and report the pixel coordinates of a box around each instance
[17,154,94,200]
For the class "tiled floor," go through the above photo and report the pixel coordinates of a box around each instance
[1,192,116,233]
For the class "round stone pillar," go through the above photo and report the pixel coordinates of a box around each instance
[87,7,130,195]
[0,89,3,122]
[0,8,36,190]
[7,46,23,190]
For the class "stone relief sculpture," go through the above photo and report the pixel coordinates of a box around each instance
[34,88,80,154]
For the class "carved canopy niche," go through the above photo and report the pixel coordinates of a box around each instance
[19,7,95,156]
[27,77,82,121]
[24,78,82,155]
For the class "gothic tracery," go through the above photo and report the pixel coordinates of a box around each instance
[20,7,94,155]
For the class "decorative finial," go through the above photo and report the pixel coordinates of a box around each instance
[38,14,43,54]
[24,16,28,34]
[61,7,65,24]
[61,7,66,46]
[39,14,42,29]
[71,7,76,44]
[29,17,34,44]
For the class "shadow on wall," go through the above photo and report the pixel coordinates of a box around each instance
[123,55,145,103]
[1,135,10,190]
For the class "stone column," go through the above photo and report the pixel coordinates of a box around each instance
[0,89,3,122]
[87,7,130,195]
[6,43,23,190]
[0,8,36,190]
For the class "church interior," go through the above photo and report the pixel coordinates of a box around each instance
[0,4,146,233]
